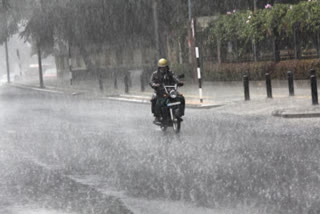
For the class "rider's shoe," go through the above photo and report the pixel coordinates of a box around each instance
[153,117,161,125]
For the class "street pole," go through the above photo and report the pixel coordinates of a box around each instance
[188,0,202,102]
[152,0,160,60]
[195,47,203,103]
[3,0,10,83]
[188,0,192,20]
[187,0,197,83]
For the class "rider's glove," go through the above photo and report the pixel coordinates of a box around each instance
[152,83,160,88]
[178,81,184,87]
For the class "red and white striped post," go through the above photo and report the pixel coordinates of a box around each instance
[195,47,203,103]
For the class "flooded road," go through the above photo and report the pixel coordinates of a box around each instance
[1,85,320,213]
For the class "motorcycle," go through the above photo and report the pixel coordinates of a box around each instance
[155,82,184,133]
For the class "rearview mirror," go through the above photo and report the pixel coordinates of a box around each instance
[178,74,185,79]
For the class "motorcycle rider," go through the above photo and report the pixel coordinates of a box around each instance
[149,58,185,124]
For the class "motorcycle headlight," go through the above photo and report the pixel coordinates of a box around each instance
[170,90,177,99]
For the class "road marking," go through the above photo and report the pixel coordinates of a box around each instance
[5,130,16,134]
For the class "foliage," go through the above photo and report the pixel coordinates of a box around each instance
[207,1,320,45]
[190,0,303,16]
[21,1,144,45]
[263,4,290,37]
[0,0,33,44]
[284,1,320,35]
[202,59,320,81]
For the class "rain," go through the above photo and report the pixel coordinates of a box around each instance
[1,0,320,214]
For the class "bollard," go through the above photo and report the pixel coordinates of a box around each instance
[310,75,318,105]
[124,74,129,94]
[310,68,316,77]
[140,73,145,92]
[288,71,294,96]
[114,77,118,89]
[128,73,132,88]
[113,71,118,89]
[243,74,250,101]
[266,73,272,98]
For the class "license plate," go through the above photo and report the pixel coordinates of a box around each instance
[167,102,181,107]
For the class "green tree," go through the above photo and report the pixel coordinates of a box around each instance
[21,0,157,91]
[284,1,320,57]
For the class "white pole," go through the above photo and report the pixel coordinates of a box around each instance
[195,47,203,103]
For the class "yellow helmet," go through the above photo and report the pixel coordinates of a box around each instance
[158,58,168,67]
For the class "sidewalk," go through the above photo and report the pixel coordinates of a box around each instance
[8,78,320,118]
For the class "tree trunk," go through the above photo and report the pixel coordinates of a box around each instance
[5,39,10,83]
[178,40,183,64]
[253,0,257,12]
[234,40,238,62]
[78,44,104,92]
[317,32,320,58]
[68,43,73,85]
[37,43,44,88]
[4,9,10,83]
[113,70,118,89]
[273,36,280,62]
[217,39,221,64]
[293,24,301,59]
[153,0,160,60]
[252,39,257,62]
[166,36,172,61]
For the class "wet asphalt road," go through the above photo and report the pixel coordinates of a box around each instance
[1,85,320,213]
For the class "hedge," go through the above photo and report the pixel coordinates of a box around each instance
[202,59,320,81]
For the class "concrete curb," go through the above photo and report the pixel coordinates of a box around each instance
[9,84,224,109]
[104,95,224,109]
[9,83,65,94]
[272,110,320,118]
[10,83,91,96]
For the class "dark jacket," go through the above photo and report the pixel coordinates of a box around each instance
[149,69,180,95]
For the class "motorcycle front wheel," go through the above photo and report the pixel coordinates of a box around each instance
[173,120,181,133]
[160,125,167,132]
